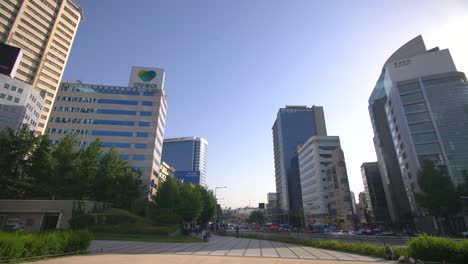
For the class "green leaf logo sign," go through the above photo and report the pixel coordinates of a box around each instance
[138,70,157,82]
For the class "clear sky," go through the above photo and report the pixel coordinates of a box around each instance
[64,0,468,209]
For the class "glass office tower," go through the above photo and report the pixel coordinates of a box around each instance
[272,105,327,212]
[161,137,208,185]
[369,35,468,222]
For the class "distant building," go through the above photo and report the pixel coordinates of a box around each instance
[272,105,327,213]
[298,136,353,229]
[356,192,368,225]
[0,0,83,133]
[162,137,208,185]
[350,191,357,215]
[159,161,175,188]
[46,67,167,198]
[361,162,390,225]
[0,73,45,132]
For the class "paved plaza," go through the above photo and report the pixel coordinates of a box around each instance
[87,235,383,262]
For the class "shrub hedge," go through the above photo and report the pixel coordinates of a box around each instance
[407,234,468,264]
[0,230,93,261]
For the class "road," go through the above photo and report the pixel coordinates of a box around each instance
[86,235,383,261]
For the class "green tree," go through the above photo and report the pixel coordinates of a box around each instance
[176,183,202,222]
[246,210,265,224]
[96,148,142,209]
[0,126,40,198]
[50,135,80,198]
[458,170,468,196]
[198,186,216,225]
[415,159,462,234]
[27,136,54,198]
[75,139,102,199]
[156,176,180,213]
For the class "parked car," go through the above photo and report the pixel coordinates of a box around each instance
[461,231,468,237]
[270,224,280,232]
[279,224,290,231]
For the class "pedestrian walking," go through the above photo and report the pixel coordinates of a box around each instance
[235,225,240,238]
[201,229,207,242]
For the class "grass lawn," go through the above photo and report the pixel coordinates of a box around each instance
[94,233,203,243]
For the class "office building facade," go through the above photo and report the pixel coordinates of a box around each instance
[0,73,44,131]
[161,137,208,185]
[0,0,82,132]
[46,67,167,197]
[298,136,353,228]
[159,161,175,187]
[361,162,390,224]
[369,35,468,219]
[272,105,327,212]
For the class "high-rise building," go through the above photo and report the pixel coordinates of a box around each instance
[350,191,357,215]
[46,66,167,197]
[161,137,208,185]
[0,0,83,133]
[361,162,390,225]
[272,105,327,213]
[369,35,468,220]
[298,136,354,229]
[1,73,45,131]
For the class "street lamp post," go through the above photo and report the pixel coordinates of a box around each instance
[214,186,227,231]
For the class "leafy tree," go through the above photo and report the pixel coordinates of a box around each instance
[27,136,54,198]
[458,170,468,196]
[50,135,80,198]
[96,148,141,209]
[156,176,180,213]
[75,139,102,199]
[0,126,40,198]
[246,210,265,224]
[176,183,202,222]
[415,159,462,234]
[198,186,216,225]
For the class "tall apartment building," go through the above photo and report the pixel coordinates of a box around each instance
[369,35,468,221]
[298,136,353,229]
[0,0,82,133]
[46,66,167,197]
[272,105,327,213]
[161,137,208,185]
[361,162,390,225]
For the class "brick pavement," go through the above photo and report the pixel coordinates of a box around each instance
[88,235,383,262]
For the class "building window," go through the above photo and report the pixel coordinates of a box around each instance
[17,88,23,94]
[3,84,9,89]
[136,132,149,137]
[7,95,12,101]
[139,121,150,127]
[0,93,5,99]
[133,155,145,161]
[142,101,153,106]
[95,109,137,115]
[92,130,133,137]
[140,111,152,116]
[135,144,147,149]
[14,98,19,103]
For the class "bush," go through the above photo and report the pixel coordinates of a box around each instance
[0,230,93,261]
[407,234,463,263]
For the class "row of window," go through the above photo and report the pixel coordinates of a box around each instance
[4,83,24,94]
[60,86,160,97]
[0,93,20,103]
[47,127,152,139]
[55,96,154,106]
[119,155,147,161]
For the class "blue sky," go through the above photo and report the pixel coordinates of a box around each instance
[64,0,468,208]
